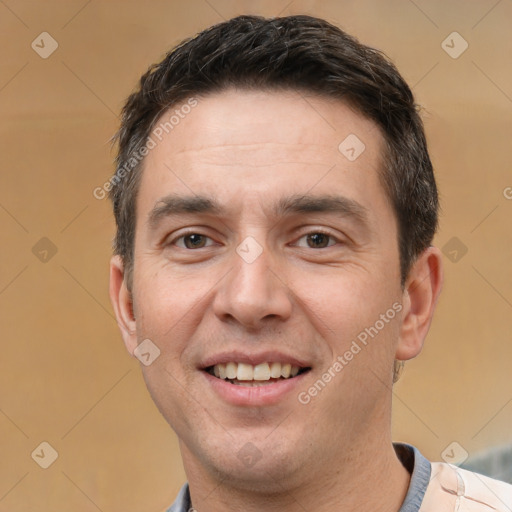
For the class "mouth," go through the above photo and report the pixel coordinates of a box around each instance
[204,362,312,387]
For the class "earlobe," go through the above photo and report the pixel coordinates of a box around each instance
[109,255,138,355]
[395,246,444,361]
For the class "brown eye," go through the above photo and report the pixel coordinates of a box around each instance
[185,234,206,249]
[306,233,332,248]
[295,231,338,249]
[174,233,213,249]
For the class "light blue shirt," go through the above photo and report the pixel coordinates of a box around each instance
[166,442,431,511]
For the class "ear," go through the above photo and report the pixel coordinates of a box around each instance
[395,246,444,361]
[109,255,138,356]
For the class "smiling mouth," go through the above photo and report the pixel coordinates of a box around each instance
[205,362,311,386]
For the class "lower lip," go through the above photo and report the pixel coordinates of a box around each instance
[202,370,310,406]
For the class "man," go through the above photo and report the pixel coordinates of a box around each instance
[108,14,512,512]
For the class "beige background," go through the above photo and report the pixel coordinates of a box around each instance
[1,0,511,510]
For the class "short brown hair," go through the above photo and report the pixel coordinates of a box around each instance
[110,14,439,290]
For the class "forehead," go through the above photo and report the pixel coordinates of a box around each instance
[150,88,382,159]
[137,88,391,224]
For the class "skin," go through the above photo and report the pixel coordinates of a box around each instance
[110,89,443,512]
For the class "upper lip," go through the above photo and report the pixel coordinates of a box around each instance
[200,350,312,370]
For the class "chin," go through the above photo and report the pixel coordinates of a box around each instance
[195,432,308,492]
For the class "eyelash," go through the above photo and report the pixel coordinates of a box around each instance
[169,229,342,249]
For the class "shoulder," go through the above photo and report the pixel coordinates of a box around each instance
[420,461,512,511]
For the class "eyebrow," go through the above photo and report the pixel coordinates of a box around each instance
[148,195,222,229]
[147,193,370,230]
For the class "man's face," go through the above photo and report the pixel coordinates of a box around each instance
[118,89,407,485]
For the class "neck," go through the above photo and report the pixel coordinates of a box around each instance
[181,435,411,512]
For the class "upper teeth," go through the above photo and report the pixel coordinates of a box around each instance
[213,362,301,380]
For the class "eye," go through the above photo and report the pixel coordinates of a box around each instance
[295,231,340,249]
[172,233,215,249]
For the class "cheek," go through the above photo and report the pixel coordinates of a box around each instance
[134,261,202,325]
[140,363,205,444]
[293,269,399,376]
[297,271,390,332]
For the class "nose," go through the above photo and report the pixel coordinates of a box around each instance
[212,238,293,330]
